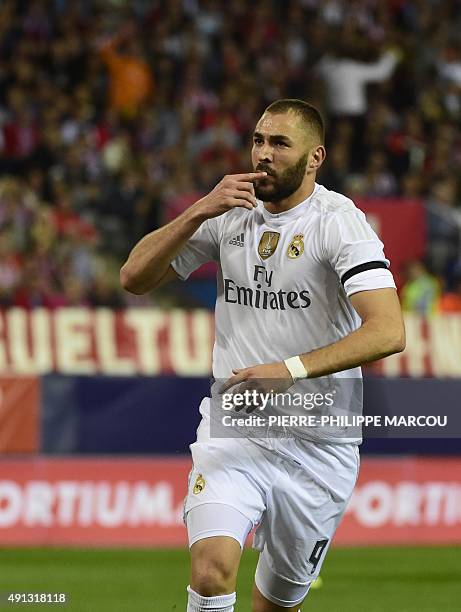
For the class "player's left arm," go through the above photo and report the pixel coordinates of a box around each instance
[297,286,405,377]
[221,287,404,390]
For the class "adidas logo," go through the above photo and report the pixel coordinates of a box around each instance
[229,232,245,247]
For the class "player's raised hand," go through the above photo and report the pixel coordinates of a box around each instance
[194,172,267,219]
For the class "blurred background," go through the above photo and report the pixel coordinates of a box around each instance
[0,0,460,609]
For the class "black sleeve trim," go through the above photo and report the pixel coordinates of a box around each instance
[341,261,389,285]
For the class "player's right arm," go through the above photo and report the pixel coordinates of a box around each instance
[120,172,266,294]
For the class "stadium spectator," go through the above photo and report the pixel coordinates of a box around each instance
[401,261,441,315]
[386,109,427,179]
[346,151,398,198]
[316,42,401,119]
[425,176,461,282]
[99,23,154,118]
[0,228,22,306]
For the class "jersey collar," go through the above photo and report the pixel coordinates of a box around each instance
[259,183,320,226]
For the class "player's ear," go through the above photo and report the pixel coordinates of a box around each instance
[309,145,326,170]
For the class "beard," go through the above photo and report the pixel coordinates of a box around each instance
[254,153,308,202]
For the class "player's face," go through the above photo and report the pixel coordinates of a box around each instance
[252,112,311,202]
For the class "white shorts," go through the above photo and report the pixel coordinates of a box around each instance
[184,398,360,608]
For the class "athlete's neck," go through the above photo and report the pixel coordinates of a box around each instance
[263,179,316,214]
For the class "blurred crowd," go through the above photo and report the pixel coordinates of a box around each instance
[0,0,460,310]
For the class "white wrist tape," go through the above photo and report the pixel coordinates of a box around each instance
[284,356,308,382]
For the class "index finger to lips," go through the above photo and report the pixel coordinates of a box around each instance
[233,172,267,181]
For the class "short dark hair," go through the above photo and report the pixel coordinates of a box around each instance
[264,99,325,145]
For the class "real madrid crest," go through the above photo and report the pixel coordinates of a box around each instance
[193,473,205,494]
[287,234,304,259]
[258,231,280,260]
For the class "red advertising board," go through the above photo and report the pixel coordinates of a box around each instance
[0,457,460,547]
[0,308,214,376]
[0,458,191,547]
[0,377,39,453]
[337,457,461,545]
[0,308,460,378]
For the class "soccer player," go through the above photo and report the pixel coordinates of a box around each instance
[120,99,405,612]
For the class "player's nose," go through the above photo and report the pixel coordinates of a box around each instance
[257,143,273,163]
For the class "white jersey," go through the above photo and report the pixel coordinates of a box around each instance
[171,183,395,443]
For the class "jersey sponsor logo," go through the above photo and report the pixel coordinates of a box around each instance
[287,234,304,259]
[193,474,205,494]
[229,232,245,247]
[258,231,280,260]
[224,278,311,310]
